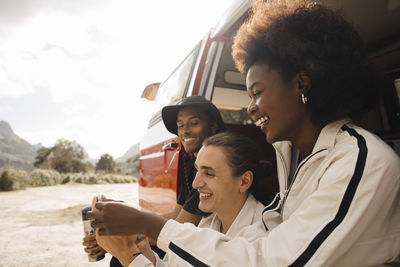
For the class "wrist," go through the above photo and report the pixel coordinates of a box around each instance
[143,212,168,241]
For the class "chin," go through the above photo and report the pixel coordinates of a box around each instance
[265,134,275,144]
[184,145,200,154]
[264,130,279,144]
[199,204,212,213]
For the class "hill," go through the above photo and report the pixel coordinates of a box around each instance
[115,143,140,176]
[0,120,38,171]
[116,143,140,163]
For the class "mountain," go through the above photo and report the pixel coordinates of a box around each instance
[0,120,38,171]
[116,143,140,163]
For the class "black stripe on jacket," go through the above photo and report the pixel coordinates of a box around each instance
[262,193,281,231]
[289,125,368,266]
[169,242,210,267]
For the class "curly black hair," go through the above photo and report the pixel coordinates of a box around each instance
[232,0,379,124]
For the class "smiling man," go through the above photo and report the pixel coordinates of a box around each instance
[161,95,227,224]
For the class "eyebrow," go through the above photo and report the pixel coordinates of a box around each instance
[194,162,215,171]
[248,81,262,92]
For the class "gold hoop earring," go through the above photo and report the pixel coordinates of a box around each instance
[301,93,308,104]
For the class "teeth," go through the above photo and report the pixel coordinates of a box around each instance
[255,116,269,127]
[184,137,195,142]
[200,193,211,197]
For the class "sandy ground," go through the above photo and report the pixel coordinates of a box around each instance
[0,183,140,267]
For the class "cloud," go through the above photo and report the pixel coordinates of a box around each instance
[16,97,154,159]
[0,65,34,98]
[0,103,12,113]
[0,0,107,23]
[0,0,237,159]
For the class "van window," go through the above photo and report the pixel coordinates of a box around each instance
[208,40,252,125]
[148,43,201,127]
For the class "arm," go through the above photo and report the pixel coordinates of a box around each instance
[161,203,202,224]
[174,208,202,225]
[146,204,202,246]
[161,204,182,220]
[88,199,203,240]
[88,202,167,240]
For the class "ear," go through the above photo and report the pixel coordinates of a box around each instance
[296,71,311,95]
[239,170,253,193]
[210,121,218,135]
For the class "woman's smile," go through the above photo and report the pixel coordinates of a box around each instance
[254,115,270,133]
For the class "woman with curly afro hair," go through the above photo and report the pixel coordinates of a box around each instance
[88,1,400,266]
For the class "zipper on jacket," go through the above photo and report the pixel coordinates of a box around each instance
[274,147,289,193]
[261,192,282,231]
[280,148,328,216]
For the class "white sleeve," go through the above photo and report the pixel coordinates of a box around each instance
[157,220,267,266]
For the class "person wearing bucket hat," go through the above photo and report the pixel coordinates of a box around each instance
[160,95,227,222]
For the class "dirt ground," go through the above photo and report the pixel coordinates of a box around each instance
[0,182,140,267]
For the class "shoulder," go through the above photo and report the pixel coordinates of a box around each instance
[321,124,400,189]
[247,194,266,222]
[334,124,399,170]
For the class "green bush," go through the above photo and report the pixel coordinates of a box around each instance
[88,176,96,184]
[61,176,70,184]
[0,168,137,191]
[0,170,13,191]
[29,169,62,187]
[0,168,29,191]
[67,172,137,184]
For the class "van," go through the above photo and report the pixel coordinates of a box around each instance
[138,0,400,214]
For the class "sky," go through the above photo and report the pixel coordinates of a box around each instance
[0,0,237,160]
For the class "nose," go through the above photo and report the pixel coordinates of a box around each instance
[179,123,191,136]
[192,172,204,190]
[247,98,257,115]
[184,123,193,134]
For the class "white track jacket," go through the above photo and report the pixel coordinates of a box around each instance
[155,120,400,266]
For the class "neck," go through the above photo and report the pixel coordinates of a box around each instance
[217,193,247,234]
[293,121,324,157]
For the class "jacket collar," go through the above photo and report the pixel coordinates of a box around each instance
[272,119,351,192]
[226,194,259,238]
[312,119,351,154]
[274,119,351,158]
[208,194,259,238]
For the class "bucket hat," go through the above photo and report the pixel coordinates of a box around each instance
[162,95,227,135]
